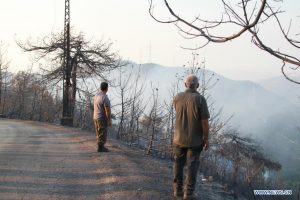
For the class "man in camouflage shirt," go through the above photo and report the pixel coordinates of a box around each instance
[173,75,210,200]
[94,82,112,152]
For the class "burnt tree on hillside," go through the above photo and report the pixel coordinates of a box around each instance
[145,84,165,155]
[149,0,300,83]
[112,65,146,142]
[0,42,9,114]
[125,66,147,145]
[73,90,94,130]
[6,71,57,122]
[114,66,133,140]
[0,70,10,115]
[10,71,30,119]
[17,31,122,120]
[216,129,281,197]
[162,81,179,157]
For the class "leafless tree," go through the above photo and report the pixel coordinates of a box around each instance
[0,42,10,114]
[125,66,147,145]
[149,0,300,83]
[0,70,11,115]
[113,66,134,140]
[5,71,56,122]
[73,91,94,130]
[9,71,31,119]
[217,129,281,197]
[136,82,165,156]
[17,31,123,118]
[162,81,179,158]
[112,64,147,143]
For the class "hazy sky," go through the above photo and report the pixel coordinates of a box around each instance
[0,0,299,81]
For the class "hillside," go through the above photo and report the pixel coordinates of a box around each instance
[110,63,300,179]
[259,75,300,107]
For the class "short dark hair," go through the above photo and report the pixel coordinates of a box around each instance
[100,82,108,91]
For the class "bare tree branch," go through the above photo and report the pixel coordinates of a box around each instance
[149,0,300,83]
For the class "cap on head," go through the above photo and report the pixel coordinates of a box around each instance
[184,75,199,89]
[100,82,108,91]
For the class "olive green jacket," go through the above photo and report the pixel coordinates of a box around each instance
[173,89,210,147]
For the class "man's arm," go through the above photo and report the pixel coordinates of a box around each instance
[202,119,209,150]
[104,106,112,126]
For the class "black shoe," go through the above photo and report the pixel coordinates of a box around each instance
[98,146,109,152]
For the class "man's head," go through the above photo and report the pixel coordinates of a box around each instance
[100,82,108,92]
[184,75,199,90]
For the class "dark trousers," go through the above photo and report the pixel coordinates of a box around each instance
[173,145,202,195]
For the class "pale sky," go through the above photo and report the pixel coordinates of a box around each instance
[0,0,299,81]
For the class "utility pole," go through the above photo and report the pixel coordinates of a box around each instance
[61,0,73,126]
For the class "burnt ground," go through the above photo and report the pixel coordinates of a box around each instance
[0,119,236,200]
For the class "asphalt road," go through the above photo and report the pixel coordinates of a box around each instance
[0,119,172,200]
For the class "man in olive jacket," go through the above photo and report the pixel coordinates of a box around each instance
[173,75,210,200]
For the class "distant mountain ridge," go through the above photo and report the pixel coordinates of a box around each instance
[259,75,300,107]
[118,62,300,133]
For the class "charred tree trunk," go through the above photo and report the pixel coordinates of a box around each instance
[117,88,125,140]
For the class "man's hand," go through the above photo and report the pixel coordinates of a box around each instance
[201,119,209,151]
[203,139,209,151]
[104,106,112,127]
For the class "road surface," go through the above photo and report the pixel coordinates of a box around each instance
[0,119,237,200]
[0,119,172,200]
